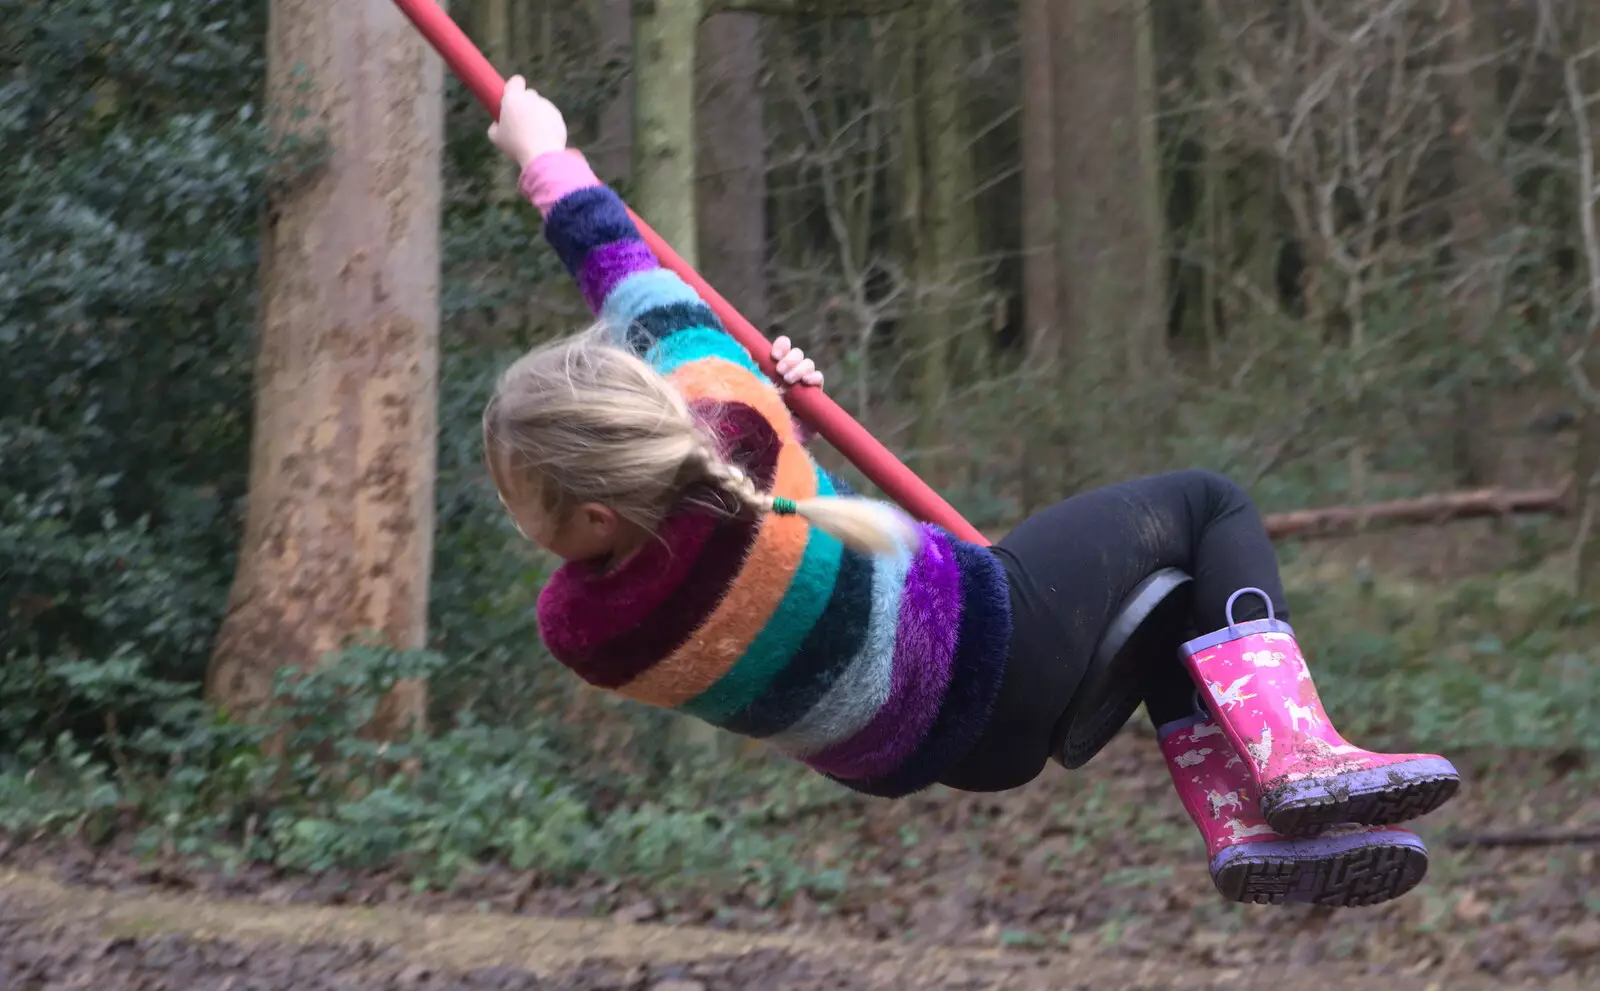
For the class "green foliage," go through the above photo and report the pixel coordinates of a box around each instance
[1,1,269,748]
[0,646,842,896]
[1284,561,1600,751]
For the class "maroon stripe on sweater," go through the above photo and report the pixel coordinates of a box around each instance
[535,400,781,688]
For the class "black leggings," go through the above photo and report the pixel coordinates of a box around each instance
[938,469,1289,792]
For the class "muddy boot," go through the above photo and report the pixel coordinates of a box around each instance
[1181,588,1460,837]
[1160,712,1429,906]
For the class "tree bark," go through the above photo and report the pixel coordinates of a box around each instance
[1571,0,1600,596]
[932,1,985,383]
[480,0,516,200]
[1133,0,1166,367]
[480,0,511,75]
[696,11,769,326]
[1052,0,1168,482]
[633,0,703,265]
[901,11,949,472]
[1443,0,1513,488]
[208,0,442,737]
[1197,0,1224,368]
[590,0,634,182]
[1020,0,1057,362]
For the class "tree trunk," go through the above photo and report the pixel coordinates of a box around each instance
[929,2,986,385]
[480,0,511,75]
[590,0,634,181]
[894,1,986,471]
[1133,0,1166,369]
[633,0,702,266]
[1020,0,1057,362]
[1444,0,1513,489]
[1572,0,1600,596]
[1198,0,1223,368]
[208,0,442,737]
[1052,0,1168,483]
[1575,355,1600,598]
[696,11,769,326]
[902,13,950,473]
[480,0,516,200]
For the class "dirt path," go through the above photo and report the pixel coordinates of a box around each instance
[0,866,1584,990]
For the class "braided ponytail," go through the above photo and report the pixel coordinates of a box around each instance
[688,444,923,556]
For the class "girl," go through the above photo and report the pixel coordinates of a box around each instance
[482,77,1460,907]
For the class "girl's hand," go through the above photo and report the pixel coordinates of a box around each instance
[771,336,823,390]
[489,75,568,167]
[772,336,822,444]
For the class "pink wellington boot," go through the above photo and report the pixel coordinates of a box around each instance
[1182,588,1460,837]
[1160,712,1429,906]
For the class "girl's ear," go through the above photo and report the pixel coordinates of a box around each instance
[580,502,619,535]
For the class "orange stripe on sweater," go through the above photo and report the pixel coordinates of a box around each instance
[616,358,817,707]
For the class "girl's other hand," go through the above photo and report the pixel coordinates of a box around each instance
[771,336,823,389]
[488,75,568,167]
[771,336,822,445]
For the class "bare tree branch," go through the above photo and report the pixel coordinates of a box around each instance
[704,0,913,19]
[1445,830,1600,849]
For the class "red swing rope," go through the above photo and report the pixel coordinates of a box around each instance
[390,0,990,546]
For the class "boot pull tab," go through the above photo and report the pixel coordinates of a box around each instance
[1224,587,1275,631]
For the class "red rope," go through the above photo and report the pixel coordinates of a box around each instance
[390,0,988,545]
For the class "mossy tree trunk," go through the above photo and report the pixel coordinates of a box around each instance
[633,0,703,265]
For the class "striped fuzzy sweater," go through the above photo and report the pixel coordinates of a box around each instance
[522,150,1013,798]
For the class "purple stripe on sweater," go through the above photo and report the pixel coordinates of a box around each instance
[800,528,962,779]
[577,239,658,314]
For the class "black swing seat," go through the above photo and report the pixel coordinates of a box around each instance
[1049,567,1194,769]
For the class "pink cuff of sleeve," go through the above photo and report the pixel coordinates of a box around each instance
[519,149,601,215]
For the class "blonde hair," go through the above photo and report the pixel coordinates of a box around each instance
[482,327,922,556]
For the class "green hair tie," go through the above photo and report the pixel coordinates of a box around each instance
[770,496,798,516]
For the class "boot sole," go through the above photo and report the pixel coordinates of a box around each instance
[1261,757,1460,838]
[1211,830,1429,907]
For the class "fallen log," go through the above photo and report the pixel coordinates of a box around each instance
[984,484,1570,545]
[1261,485,1569,541]
[1444,829,1600,850]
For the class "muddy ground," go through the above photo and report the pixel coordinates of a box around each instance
[0,863,1587,990]
[1,721,1596,989]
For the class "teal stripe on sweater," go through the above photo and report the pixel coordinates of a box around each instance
[600,269,703,344]
[649,327,763,377]
[679,466,842,723]
[768,548,910,756]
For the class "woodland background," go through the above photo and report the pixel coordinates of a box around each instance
[2,0,1600,983]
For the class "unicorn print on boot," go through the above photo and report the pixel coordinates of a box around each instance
[1182,588,1460,838]
[1159,714,1429,906]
